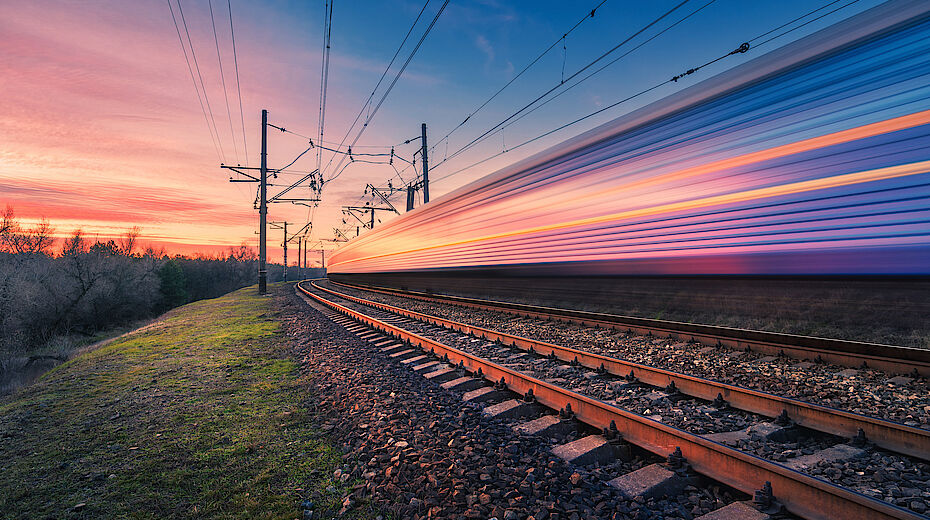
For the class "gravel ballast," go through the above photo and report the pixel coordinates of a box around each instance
[279,287,756,520]
[325,282,930,430]
[310,282,930,517]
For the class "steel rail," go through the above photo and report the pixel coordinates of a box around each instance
[314,281,930,460]
[297,281,923,520]
[331,280,930,377]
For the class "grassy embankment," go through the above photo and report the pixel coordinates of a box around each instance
[1,321,155,396]
[0,284,357,519]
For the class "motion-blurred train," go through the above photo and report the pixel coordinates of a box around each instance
[329,0,930,279]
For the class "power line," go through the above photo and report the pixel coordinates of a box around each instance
[432,42,753,185]
[431,0,864,186]
[274,124,394,149]
[316,0,334,177]
[319,0,432,181]
[309,1,447,241]
[439,0,692,168]
[177,0,226,163]
[361,2,449,143]
[209,0,239,164]
[748,0,848,44]
[227,0,249,166]
[752,0,861,48]
[266,123,414,166]
[433,0,717,163]
[298,1,335,241]
[324,0,450,183]
[299,0,335,241]
[167,0,222,162]
[430,0,611,156]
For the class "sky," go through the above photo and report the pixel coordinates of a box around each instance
[0,0,887,264]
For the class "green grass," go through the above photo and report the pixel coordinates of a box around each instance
[0,284,357,519]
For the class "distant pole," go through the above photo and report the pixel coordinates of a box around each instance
[282,222,288,282]
[303,240,308,276]
[259,109,268,294]
[406,185,414,211]
[296,236,302,279]
[420,122,429,204]
[321,248,326,270]
[370,208,375,230]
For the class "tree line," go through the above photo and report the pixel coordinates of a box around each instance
[0,206,310,357]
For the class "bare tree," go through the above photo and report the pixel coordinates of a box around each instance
[0,205,12,237]
[22,219,54,255]
[0,207,54,255]
[0,206,18,254]
[118,227,140,256]
[61,230,87,256]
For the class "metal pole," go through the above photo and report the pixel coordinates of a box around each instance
[370,209,375,230]
[259,109,268,294]
[321,248,325,270]
[282,222,287,282]
[297,236,302,280]
[303,239,308,276]
[421,122,429,204]
[406,185,414,211]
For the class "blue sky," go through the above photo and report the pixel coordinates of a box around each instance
[0,0,888,261]
[234,0,887,208]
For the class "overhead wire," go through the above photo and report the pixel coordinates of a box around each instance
[315,0,334,178]
[274,125,393,149]
[268,123,404,158]
[748,0,848,44]
[429,0,611,157]
[438,0,692,167]
[751,0,861,48]
[431,0,865,185]
[305,0,447,240]
[168,0,222,162]
[342,0,703,217]
[227,0,249,166]
[176,0,226,163]
[429,0,717,168]
[209,0,239,164]
[431,45,750,183]
[319,0,433,182]
[324,0,450,183]
[303,1,335,241]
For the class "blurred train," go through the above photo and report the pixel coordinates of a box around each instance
[329,0,930,279]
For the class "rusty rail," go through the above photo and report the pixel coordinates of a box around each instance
[331,280,930,377]
[297,281,923,520]
[312,281,930,461]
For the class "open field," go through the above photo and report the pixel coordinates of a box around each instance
[0,284,364,519]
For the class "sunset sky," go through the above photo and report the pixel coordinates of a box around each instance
[0,0,885,264]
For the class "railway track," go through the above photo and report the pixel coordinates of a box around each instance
[297,280,928,520]
[330,280,930,377]
[315,281,930,460]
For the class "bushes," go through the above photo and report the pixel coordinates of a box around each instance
[0,207,260,357]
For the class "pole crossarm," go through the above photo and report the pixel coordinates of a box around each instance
[286,222,312,242]
[333,228,351,242]
[268,170,319,202]
[221,165,261,182]
[343,208,371,229]
[366,184,400,214]
[342,206,396,212]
